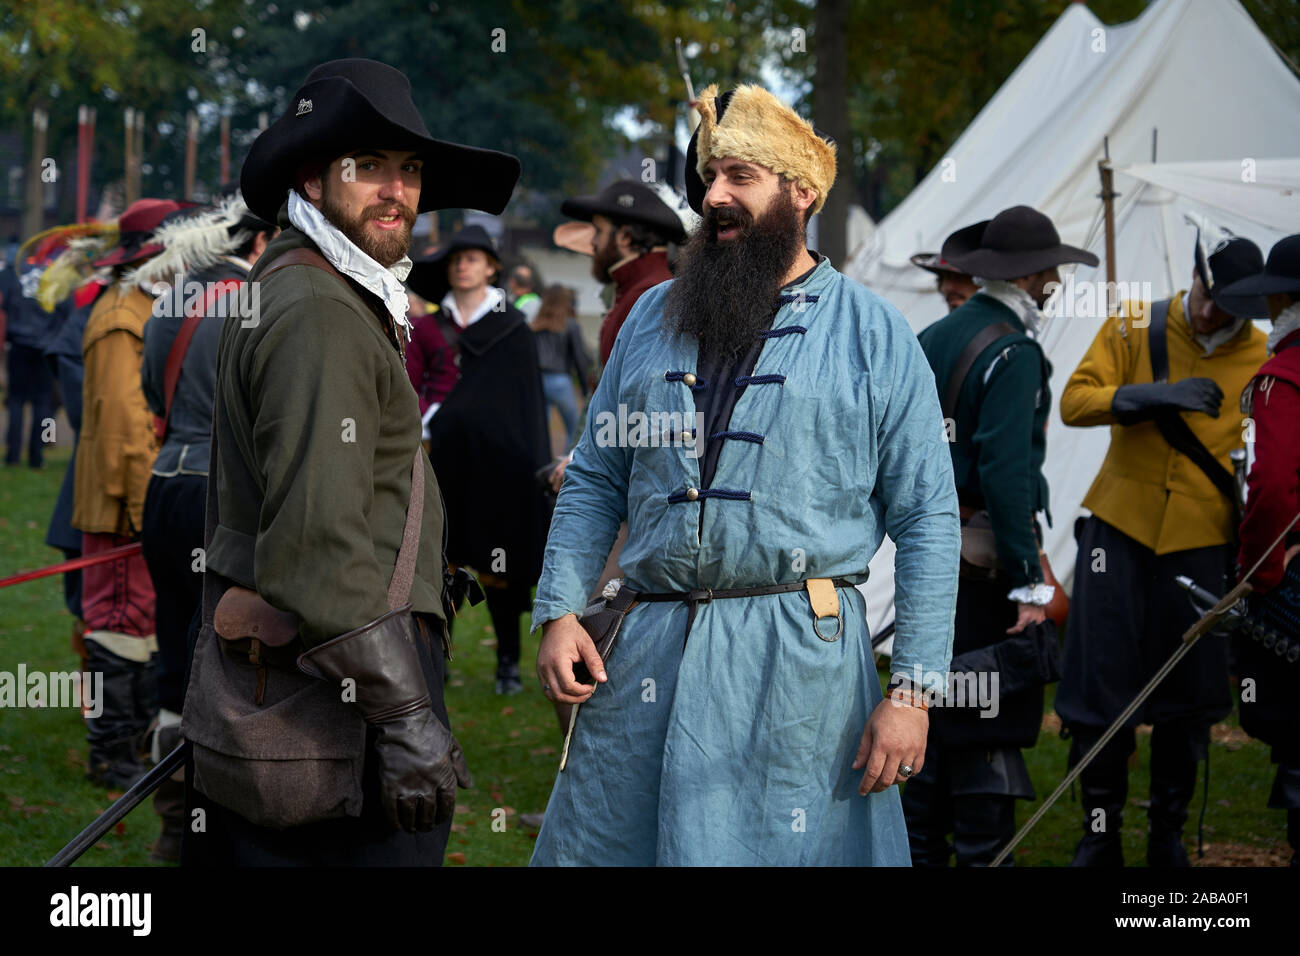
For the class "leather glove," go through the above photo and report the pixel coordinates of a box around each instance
[372,707,470,831]
[298,606,470,833]
[1111,378,1223,425]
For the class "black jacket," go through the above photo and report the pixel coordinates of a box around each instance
[426,305,553,583]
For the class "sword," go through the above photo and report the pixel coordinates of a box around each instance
[45,741,189,867]
[990,508,1300,866]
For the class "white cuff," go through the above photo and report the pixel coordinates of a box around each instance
[1008,583,1055,606]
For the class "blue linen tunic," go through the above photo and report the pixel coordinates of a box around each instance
[529,257,960,865]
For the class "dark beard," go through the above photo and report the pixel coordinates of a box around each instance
[663,186,805,362]
[321,189,416,267]
[591,230,621,282]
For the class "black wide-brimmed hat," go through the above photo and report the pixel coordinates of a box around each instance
[1192,233,1269,319]
[406,224,500,303]
[561,180,693,244]
[240,59,521,223]
[941,205,1098,280]
[1216,235,1300,306]
[910,251,970,278]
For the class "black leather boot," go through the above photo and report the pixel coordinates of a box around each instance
[1068,725,1133,867]
[1147,721,1206,867]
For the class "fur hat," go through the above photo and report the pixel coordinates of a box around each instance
[685,84,837,216]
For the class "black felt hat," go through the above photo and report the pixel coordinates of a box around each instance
[1216,234,1300,303]
[240,58,521,223]
[1193,234,1270,319]
[406,224,500,303]
[561,180,692,244]
[910,252,971,278]
[941,205,1098,280]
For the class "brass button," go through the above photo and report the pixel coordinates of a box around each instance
[683,372,697,386]
[686,487,699,501]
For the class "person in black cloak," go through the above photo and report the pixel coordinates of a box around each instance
[408,225,553,694]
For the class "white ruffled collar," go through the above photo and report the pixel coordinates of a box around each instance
[974,278,1044,337]
[286,189,413,341]
[1268,300,1300,353]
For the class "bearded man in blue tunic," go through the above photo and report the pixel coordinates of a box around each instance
[530,84,961,866]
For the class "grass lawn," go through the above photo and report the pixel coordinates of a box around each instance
[0,448,1291,866]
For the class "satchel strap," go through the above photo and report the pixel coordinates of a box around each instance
[258,246,345,282]
[387,452,424,610]
[943,320,1020,420]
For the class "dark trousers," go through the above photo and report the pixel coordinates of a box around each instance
[902,742,1029,867]
[183,614,454,866]
[5,342,54,466]
[1056,516,1232,729]
[141,473,207,714]
[483,579,531,674]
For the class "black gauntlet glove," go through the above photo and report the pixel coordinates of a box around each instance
[1111,377,1223,425]
[298,607,470,832]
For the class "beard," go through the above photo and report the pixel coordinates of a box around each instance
[591,231,621,282]
[321,188,416,267]
[663,185,805,362]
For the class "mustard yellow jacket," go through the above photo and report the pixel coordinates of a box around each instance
[1060,293,1266,554]
[73,283,160,536]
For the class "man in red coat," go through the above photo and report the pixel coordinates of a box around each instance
[1219,233,1300,866]
[560,180,696,367]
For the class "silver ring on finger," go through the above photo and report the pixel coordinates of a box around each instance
[897,764,914,779]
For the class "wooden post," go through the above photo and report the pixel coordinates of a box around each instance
[76,106,90,222]
[133,111,145,201]
[124,107,138,205]
[1097,157,1118,316]
[220,114,230,185]
[184,111,198,201]
[23,107,49,239]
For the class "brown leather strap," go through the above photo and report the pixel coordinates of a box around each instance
[258,246,344,281]
[386,452,424,610]
[943,320,1019,420]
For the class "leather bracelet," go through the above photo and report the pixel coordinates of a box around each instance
[887,687,929,711]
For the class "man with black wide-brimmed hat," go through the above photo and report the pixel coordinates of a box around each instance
[408,224,552,696]
[910,204,1095,866]
[180,58,519,866]
[1057,221,1268,867]
[910,251,978,313]
[560,179,696,368]
[1214,234,1300,867]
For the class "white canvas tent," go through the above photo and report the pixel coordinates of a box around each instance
[845,0,1300,640]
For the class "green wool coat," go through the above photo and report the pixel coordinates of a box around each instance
[917,292,1051,588]
[207,214,447,648]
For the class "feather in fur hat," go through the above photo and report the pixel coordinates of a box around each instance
[688,84,837,216]
[129,195,254,291]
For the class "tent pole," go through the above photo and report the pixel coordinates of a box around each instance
[1098,157,1118,315]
